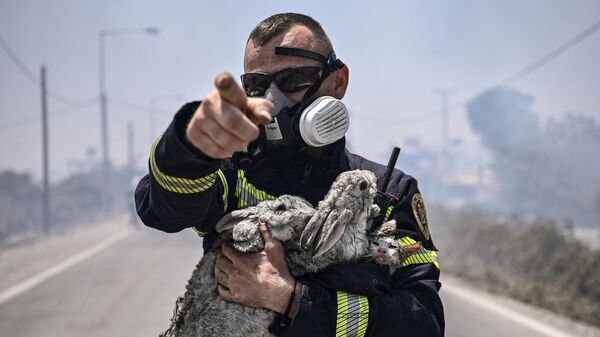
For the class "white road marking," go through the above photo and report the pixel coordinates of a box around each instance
[443,282,575,337]
[0,226,134,306]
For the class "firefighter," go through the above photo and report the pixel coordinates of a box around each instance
[135,12,444,336]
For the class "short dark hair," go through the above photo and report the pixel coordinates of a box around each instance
[247,13,333,55]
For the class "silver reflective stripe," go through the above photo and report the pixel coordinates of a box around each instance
[235,169,276,207]
[336,291,369,337]
[346,293,360,337]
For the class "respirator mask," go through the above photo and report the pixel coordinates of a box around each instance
[241,47,349,158]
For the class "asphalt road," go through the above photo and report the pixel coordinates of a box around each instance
[0,225,201,337]
[442,285,571,337]
[0,224,594,337]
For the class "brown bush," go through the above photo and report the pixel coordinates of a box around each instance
[430,205,600,326]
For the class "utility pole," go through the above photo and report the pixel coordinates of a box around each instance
[149,94,182,144]
[127,121,135,178]
[41,66,50,234]
[99,32,110,210]
[437,89,450,156]
[434,88,452,200]
[98,27,159,211]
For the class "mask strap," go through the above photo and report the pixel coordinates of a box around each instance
[274,47,345,104]
[274,47,344,72]
[301,68,330,103]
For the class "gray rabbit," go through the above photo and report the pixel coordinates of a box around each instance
[161,169,379,337]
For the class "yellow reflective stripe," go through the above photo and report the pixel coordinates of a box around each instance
[149,136,218,194]
[429,250,440,269]
[384,205,394,220]
[398,236,441,269]
[192,226,206,237]
[336,292,348,337]
[385,205,395,217]
[336,291,369,337]
[216,169,228,212]
[399,236,417,245]
[235,169,276,208]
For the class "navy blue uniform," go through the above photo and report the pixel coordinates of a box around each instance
[135,102,445,336]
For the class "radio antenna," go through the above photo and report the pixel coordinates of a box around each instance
[379,146,401,193]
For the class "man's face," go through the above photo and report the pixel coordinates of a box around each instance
[243,25,343,103]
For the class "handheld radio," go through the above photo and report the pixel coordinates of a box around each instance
[370,146,401,232]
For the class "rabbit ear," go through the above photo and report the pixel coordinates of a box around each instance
[312,209,354,258]
[301,180,344,251]
[300,200,335,251]
[215,208,257,233]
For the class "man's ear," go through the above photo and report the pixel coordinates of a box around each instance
[332,65,349,99]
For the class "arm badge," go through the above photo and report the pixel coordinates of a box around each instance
[411,193,430,240]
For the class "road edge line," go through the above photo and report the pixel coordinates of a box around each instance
[443,281,574,337]
[0,226,134,306]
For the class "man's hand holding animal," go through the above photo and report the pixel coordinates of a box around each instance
[215,220,296,315]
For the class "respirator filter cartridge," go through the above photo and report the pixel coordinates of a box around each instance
[298,96,349,147]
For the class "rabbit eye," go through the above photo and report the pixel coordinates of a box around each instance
[276,203,286,211]
[372,241,379,246]
[359,181,368,190]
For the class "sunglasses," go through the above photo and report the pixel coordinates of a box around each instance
[240,66,323,97]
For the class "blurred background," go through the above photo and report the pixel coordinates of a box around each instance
[1,1,599,336]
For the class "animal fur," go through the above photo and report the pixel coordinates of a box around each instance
[365,219,423,274]
[160,170,379,337]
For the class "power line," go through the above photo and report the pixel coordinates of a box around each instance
[0,96,171,132]
[0,34,77,105]
[0,97,98,131]
[0,35,38,84]
[397,17,600,125]
[110,98,155,113]
[500,18,600,86]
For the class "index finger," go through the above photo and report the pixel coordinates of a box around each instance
[258,218,273,242]
[215,73,247,111]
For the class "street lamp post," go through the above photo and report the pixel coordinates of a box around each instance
[98,27,158,209]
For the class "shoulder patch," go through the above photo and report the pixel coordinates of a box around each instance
[411,193,430,240]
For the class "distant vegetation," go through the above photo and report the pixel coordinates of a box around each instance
[0,168,133,244]
[431,205,600,326]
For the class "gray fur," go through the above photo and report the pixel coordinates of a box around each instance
[160,170,379,337]
[365,219,423,274]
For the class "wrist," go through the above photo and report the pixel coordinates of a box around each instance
[268,281,303,335]
[270,277,295,314]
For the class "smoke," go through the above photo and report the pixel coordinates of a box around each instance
[467,88,600,227]
[468,89,542,150]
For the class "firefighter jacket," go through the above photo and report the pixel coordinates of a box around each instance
[135,102,445,337]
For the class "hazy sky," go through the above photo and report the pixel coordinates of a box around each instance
[1,0,599,181]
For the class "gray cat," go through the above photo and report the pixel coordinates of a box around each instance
[365,219,423,274]
[161,170,379,337]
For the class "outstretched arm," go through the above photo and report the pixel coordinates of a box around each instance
[135,73,273,234]
[134,101,229,234]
